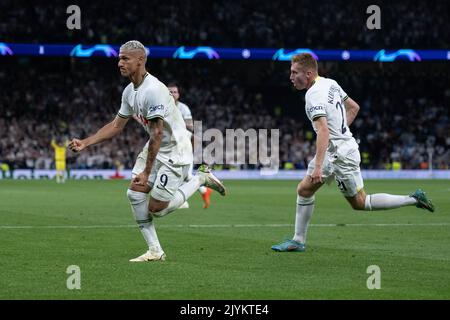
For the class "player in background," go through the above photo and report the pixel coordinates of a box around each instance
[272,53,435,253]
[69,40,226,262]
[168,83,212,209]
[51,137,69,183]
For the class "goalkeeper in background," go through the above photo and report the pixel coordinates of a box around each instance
[51,138,69,183]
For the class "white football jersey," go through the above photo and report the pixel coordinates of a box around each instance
[305,76,354,144]
[118,73,193,166]
[177,101,193,121]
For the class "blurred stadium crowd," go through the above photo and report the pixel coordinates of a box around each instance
[1,0,448,48]
[0,1,448,171]
[0,58,448,171]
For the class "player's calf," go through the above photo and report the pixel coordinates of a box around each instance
[149,185,190,218]
[345,191,366,211]
[347,189,433,212]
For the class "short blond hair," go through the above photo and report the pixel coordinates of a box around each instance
[120,40,146,53]
[291,53,318,72]
[120,40,148,62]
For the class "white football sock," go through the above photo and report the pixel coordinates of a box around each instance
[293,195,315,244]
[153,176,202,218]
[198,186,207,194]
[179,175,202,199]
[364,194,417,211]
[127,189,162,251]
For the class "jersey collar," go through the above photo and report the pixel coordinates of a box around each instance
[310,75,320,87]
[306,75,320,92]
[133,72,149,91]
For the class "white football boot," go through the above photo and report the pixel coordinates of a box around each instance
[129,249,166,262]
[197,165,226,196]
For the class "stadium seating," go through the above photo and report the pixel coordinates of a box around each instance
[0,58,448,170]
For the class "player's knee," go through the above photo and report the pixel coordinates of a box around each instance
[297,185,314,198]
[349,194,366,211]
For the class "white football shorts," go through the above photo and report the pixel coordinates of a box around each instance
[132,149,190,202]
[306,139,364,197]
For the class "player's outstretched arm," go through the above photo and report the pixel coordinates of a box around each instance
[69,115,128,152]
[344,97,360,127]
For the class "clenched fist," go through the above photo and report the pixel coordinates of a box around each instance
[68,139,86,153]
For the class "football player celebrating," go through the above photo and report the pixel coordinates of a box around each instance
[272,53,435,253]
[69,40,226,262]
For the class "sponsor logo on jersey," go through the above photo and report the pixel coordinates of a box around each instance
[309,106,324,113]
[149,104,165,113]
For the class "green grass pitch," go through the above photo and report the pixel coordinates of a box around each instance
[0,179,449,299]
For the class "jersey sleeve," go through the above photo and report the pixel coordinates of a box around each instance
[144,88,168,120]
[339,85,349,102]
[306,91,327,121]
[117,88,133,119]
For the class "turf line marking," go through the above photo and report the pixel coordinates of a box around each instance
[0,223,449,230]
